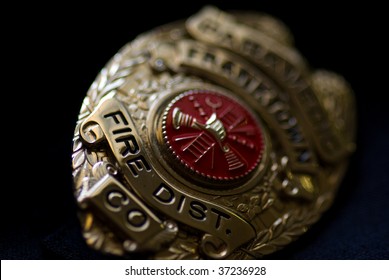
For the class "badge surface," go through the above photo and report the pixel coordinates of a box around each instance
[72,6,356,259]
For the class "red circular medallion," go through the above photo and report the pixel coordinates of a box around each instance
[163,90,264,181]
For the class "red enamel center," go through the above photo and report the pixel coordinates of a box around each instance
[164,91,264,180]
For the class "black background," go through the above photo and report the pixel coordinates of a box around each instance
[2,1,388,259]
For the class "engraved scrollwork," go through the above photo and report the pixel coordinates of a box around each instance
[72,50,155,256]
[236,192,274,219]
[73,51,149,184]
[229,193,333,259]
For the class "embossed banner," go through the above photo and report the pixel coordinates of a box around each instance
[78,174,166,246]
[80,97,256,257]
[186,7,350,163]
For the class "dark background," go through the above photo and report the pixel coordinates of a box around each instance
[2,1,388,259]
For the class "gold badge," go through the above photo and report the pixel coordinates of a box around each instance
[71,6,356,259]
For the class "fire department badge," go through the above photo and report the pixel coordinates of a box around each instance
[71,6,356,259]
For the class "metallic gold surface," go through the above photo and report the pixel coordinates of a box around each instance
[71,6,356,259]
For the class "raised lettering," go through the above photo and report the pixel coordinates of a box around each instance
[126,155,151,177]
[106,190,129,212]
[115,134,140,156]
[104,111,128,125]
[189,201,207,221]
[211,208,231,230]
[153,183,175,204]
[126,209,149,232]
